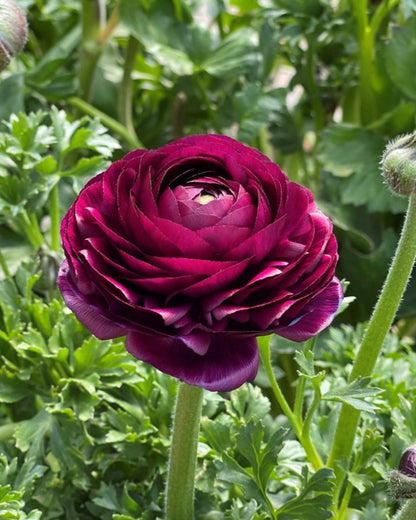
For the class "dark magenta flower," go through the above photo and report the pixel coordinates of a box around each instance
[58,135,342,391]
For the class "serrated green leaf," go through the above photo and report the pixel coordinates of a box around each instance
[323,377,382,412]
[318,124,384,178]
[276,467,334,520]
[200,29,258,78]
[227,385,271,422]
[15,409,53,453]
[0,372,31,403]
[385,16,416,99]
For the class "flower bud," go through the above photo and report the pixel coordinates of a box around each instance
[0,0,28,72]
[381,133,416,197]
[389,446,416,500]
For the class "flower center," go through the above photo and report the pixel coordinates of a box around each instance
[188,181,232,205]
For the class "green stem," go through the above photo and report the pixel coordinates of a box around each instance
[67,96,144,149]
[350,0,377,124]
[79,0,106,101]
[258,340,323,470]
[327,193,416,508]
[305,35,325,133]
[172,92,187,140]
[293,337,316,420]
[393,500,416,520]
[0,249,11,278]
[301,385,321,440]
[338,481,354,520]
[165,382,204,520]
[49,183,60,251]
[370,0,400,36]
[118,35,141,147]
[19,211,44,249]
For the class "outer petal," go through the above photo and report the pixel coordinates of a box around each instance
[274,277,343,341]
[125,331,259,391]
[57,261,127,340]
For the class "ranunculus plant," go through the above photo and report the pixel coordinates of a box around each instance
[56,131,416,520]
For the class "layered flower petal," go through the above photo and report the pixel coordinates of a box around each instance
[126,332,259,391]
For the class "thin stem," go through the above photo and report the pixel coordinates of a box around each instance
[294,337,316,420]
[327,193,416,507]
[258,340,323,470]
[301,384,321,440]
[19,211,44,249]
[67,96,144,149]
[350,0,378,124]
[0,249,11,278]
[370,0,400,36]
[79,0,106,101]
[338,481,354,519]
[305,36,325,133]
[172,92,187,140]
[166,382,204,520]
[97,3,120,45]
[49,183,60,251]
[118,35,141,146]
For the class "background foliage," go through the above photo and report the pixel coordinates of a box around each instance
[1,0,416,518]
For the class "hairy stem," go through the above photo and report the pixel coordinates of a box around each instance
[393,500,416,520]
[327,193,416,508]
[165,382,204,520]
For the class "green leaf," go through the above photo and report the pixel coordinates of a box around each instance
[318,124,384,178]
[200,29,258,78]
[15,409,53,453]
[0,372,31,403]
[26,26,82,84]
[318,124,406,212]
[276,467,334,520]
[323,377,382,413]
[236,421,287,491]
[0,74,24,122]
[385,15,416,99]
[227,385,271,422]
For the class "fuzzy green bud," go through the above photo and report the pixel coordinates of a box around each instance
[389,446,416,500]
[0,0,28,72]
[382,133,416,197]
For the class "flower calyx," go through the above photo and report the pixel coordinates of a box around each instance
[382,133,416,197]
[390,445,416,500]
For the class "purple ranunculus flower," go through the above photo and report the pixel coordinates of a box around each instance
[58,135,343,391]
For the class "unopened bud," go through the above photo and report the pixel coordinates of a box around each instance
[0,0,28,72]
[381,133,416,197]
[389,446,416,500]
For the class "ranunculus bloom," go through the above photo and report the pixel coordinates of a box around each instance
[58,135,343,391]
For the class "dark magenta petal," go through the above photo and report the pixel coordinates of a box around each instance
[126,332,259,391]
[57,261,127,340]
[274,278,343,341]
[399,447,416,478]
